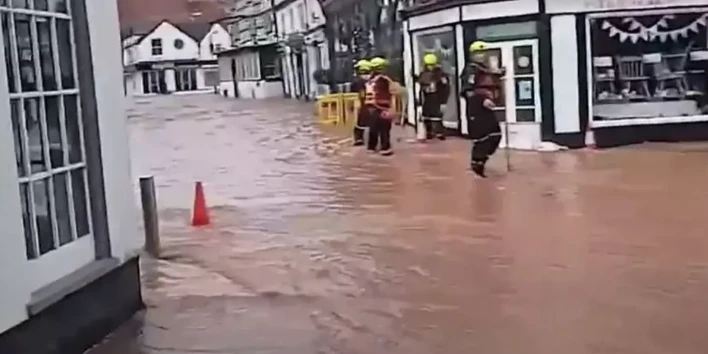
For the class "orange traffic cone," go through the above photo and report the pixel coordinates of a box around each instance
[191,181,210,227]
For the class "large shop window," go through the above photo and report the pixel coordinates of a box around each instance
[2,1,93,259]
[590,11,708,120]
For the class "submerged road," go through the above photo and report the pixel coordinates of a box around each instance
[90,94,708,354]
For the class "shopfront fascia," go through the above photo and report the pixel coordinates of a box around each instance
[547,0,708,147]
[403,0,563,150]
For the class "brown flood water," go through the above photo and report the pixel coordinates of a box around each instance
[90,95,708,354]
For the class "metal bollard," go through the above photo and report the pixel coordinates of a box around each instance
[139,176,160,258]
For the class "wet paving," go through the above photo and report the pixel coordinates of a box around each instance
[90,94,708,354]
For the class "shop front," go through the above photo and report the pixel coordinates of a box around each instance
[402,0,550,150]
[547,0,708,147]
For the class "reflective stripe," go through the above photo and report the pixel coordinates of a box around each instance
[470,132,502,143]
[424,117,443,122]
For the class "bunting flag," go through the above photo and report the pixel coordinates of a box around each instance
[601,13,708,43]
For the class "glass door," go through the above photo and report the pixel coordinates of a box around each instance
[481,39,541,150]
[412,26,458,130]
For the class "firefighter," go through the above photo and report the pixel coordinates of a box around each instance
[460,41,505,177]
[351,59,372,146]
[415,53,450,141]
[364,56,396,156]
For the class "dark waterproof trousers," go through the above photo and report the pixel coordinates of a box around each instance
[353,107,370,145]
[467,95,502,166]
[366,108,392,152]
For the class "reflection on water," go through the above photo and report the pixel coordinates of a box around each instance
[91,95,708,354]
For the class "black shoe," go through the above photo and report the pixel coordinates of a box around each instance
[471,163,486,178]
[380,149,394,156]
[437,135,446,141]
[353,140,364,146]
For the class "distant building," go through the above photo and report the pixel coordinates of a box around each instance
[275,0,329,100]
[215,0,284,99]
[319,0,409,92]
[122,21,231,95]
[0,1,142,353]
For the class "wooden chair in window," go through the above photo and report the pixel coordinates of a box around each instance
[655,44,692,98]
[593,56,616,101]
[615,55,650,99]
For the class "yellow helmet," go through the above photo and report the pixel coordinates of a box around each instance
[370,57,387,68]
[469,41,489,52]
[354,59,371,71]
[423,53,438,66]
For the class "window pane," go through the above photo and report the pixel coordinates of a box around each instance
[19,183,37,259]
[516,108,535,122]
[36,17,57,90]
[71,169,89,237]
[33,178,56,255]
[515,78,534,106]
[11,0,30,8]
[2,11,17,93]
[56,19,74,89]
[494,109,506,122]
[45,96,65,167]
[10,99,26,177]
[47,0,67,13]
[15,13,37,92]
[53,173,73,245]
[25,98,48,173]
[34,0,48,10]
[63,94,82,163]
[513,45,534,75]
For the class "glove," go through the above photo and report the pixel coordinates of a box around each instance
[483,98,496,109]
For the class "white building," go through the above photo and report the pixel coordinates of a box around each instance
[275,0,329,100]
[122,21,231,96]
[216,0,284,99]
[401,0,708,149]
[0,0,142,352]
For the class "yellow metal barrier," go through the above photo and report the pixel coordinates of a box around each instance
[340,93,360,126]
[317,94,341,125]
[317,86,405,126]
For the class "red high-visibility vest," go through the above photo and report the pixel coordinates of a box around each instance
[363,74,393,110]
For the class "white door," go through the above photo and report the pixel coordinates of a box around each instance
[482,39,542,150]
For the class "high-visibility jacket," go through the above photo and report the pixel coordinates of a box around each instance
[363,74,393,111]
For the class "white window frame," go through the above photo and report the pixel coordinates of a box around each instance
[151,38,162,56]
[0,0,97,292]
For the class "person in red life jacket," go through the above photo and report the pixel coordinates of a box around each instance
[460,41,505,177]
[364,57,397,156]
[414,53,450,141]
[351,59,372,146]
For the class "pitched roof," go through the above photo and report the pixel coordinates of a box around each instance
[124,20,219,47]
[117,0,227,37]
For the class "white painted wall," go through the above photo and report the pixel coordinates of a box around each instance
[199,24,231,61]
[461,0,538,21]
[0,0,141,335]
[551,15,581,134]
[275,0,326,100]
[237,81,284,99]
[129,21,201,64]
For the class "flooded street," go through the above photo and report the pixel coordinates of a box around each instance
[91,94,708,354]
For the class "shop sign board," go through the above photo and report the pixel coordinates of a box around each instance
[546,0,708,14]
